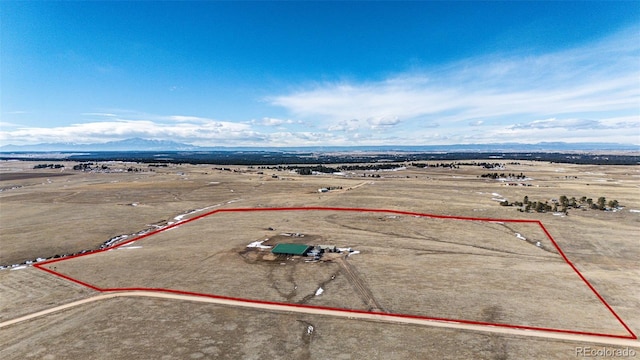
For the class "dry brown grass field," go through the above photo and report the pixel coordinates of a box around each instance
[1,159,639,359]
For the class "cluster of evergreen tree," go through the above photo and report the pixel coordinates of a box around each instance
[501,194,620,213]
[72,163,111,171]
[72,162,96,171]
[411,162,459,169]
[293,165,338,175]
[338,163,404,171]
[286,163,409,175]
[480,162,505,169]
[410,161,520,169]
[33,163,65,169]
[481,172,526,179]
[501,197,554,213]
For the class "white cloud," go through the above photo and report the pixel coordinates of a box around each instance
[268,27,639,144]
[510,118,602,130]
[0,117,262,146]
[257,117,297,126]
[2,28,638,147]
[168,115,210,122]
[327,116,401,132]
[368,116,400,128]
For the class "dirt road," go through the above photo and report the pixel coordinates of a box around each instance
[2,290,638,348]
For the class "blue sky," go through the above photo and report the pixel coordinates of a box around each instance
[1,1,639,147]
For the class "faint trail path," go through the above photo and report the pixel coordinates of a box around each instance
[346,181,373,191]
[336,257,385,312]
[2,290,638,347]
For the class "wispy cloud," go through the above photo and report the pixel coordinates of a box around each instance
[510,118,602,130]
[81,112,118,117]
[2,27,638,147]
[254,117,298,126]
[327,116,401,132]
[0,121,22,128]
[167,115,211,123]
[269,27,639,143]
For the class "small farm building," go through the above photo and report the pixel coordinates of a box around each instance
[271,243,312,256]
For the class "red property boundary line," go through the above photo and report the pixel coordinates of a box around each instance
[34,207,637,340]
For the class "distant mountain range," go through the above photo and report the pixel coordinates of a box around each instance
[0,138,638,152]
[0,138,199,152]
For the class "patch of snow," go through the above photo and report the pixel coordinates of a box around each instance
[381,166,406,172]
[315,287,324,296]
[336,247,352,252]
[101,234,130,249]
[552,212,566,217]
[492,193,502,197]
[491,198,507,202]
[307,325,314,335]
[515,233,526,241]
[629,209,640,213]
[536,241,541,247]
[173,204,223,222]
[118,246,142,250]
[10,265,27,271]
[247,240,272,249]
[348,251,360,257]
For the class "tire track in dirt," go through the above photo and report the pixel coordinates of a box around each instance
[336,257,385,312]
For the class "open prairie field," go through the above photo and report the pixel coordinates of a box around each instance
[42,208,629,335]
[1,159,639,358]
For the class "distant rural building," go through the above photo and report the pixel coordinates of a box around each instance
[271,243,312,256]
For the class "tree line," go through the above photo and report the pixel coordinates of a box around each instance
[33,163,64,169]
[500,194,620,213]
[481,172,527,179]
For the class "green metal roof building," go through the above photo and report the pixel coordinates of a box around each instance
[271,243,312,256]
